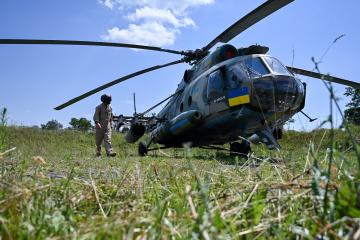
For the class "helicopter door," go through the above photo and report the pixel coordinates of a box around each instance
[207,69,228,113]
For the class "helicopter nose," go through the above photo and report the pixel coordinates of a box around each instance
[250,75,305,113]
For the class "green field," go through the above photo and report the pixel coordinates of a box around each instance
[1,125,360,239]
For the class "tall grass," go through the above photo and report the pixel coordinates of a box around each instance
[0,122,359,239]
[0,107,8,152]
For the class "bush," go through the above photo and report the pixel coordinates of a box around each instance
[69,118,94,131]
[41,119,63,130]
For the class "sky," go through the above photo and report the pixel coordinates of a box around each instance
[0,0,359,131]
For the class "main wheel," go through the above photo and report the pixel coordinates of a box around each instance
[230,141,251,156]
[230,142,241,156]
[273,128,283,140]
[138,141,148,156]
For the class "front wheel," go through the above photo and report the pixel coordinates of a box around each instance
[138,141,148,156]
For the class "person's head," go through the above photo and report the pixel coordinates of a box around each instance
[101,94,112,105]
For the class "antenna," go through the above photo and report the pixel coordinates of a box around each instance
[300,111,317,122]
[133,93,137,114]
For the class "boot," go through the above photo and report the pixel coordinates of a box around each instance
[96,146,101,157]
[107,152,117,157]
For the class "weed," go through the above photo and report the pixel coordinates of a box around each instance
[0,107,8,152]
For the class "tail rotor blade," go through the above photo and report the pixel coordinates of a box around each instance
[54,60,183,110]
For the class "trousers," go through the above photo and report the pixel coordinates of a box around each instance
[95,127,113,155]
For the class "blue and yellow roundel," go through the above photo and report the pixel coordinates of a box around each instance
[228,87,250,107]
[192,88,199,99]
[170,119,193,135]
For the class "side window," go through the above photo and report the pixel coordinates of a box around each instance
[228,61,249,89]
[207,70,224,99]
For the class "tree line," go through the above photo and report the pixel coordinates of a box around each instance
[41,118,94,131]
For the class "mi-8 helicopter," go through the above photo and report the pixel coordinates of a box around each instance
[1,0,359,156]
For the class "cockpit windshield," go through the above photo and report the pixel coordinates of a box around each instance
[263,56,291,75]
[244,58,269,78]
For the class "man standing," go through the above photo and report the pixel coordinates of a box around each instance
[93,94,116,157]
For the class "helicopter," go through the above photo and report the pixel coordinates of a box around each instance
[1,0,360,156]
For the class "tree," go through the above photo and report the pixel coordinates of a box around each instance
[41,119,63,130]
[344,107,360,125]
[69,117,94,131]
[343,87,360,125]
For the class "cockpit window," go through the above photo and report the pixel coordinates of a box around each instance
[228,61,249,89]
[244,57,269,78]
[207,70,224,99]
[263,57,291,75]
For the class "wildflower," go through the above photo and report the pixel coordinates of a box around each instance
[38,172,45,179]
[31,156,46,165]
[22,189,32,200]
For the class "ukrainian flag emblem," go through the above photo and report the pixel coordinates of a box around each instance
[192,88,199,99]
[170,119,193,135]
[228,87,250,107]
[204,56,212,67]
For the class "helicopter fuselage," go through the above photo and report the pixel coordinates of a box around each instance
[152,46,306,148]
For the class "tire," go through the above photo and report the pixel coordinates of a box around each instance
[230,142,242,156]
[273,128,283,140]
[138,141,148,156]
[230,141,251,156]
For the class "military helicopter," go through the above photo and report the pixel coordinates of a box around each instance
[1,0,359,156]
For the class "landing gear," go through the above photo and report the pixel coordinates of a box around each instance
[138,137,172,156]
[230,141,251,156]
[273,128,282,140]
[138,141,148,156]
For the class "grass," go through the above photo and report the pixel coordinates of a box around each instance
[0,108,8,152]
[1,122,360,239]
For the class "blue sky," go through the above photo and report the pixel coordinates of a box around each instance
[0,0,359,131]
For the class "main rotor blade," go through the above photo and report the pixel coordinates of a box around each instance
[204,0,294,51]
[287,66,360,89]
[0,39,182,55]
[54,60,183,110]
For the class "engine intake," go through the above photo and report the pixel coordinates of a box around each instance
[125,123,145,143]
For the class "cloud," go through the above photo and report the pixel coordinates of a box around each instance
[99,0,214,12]
[103,22,178,46]
[98,0,114,9]
[127,7,195,28]
[99,0,213,47]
